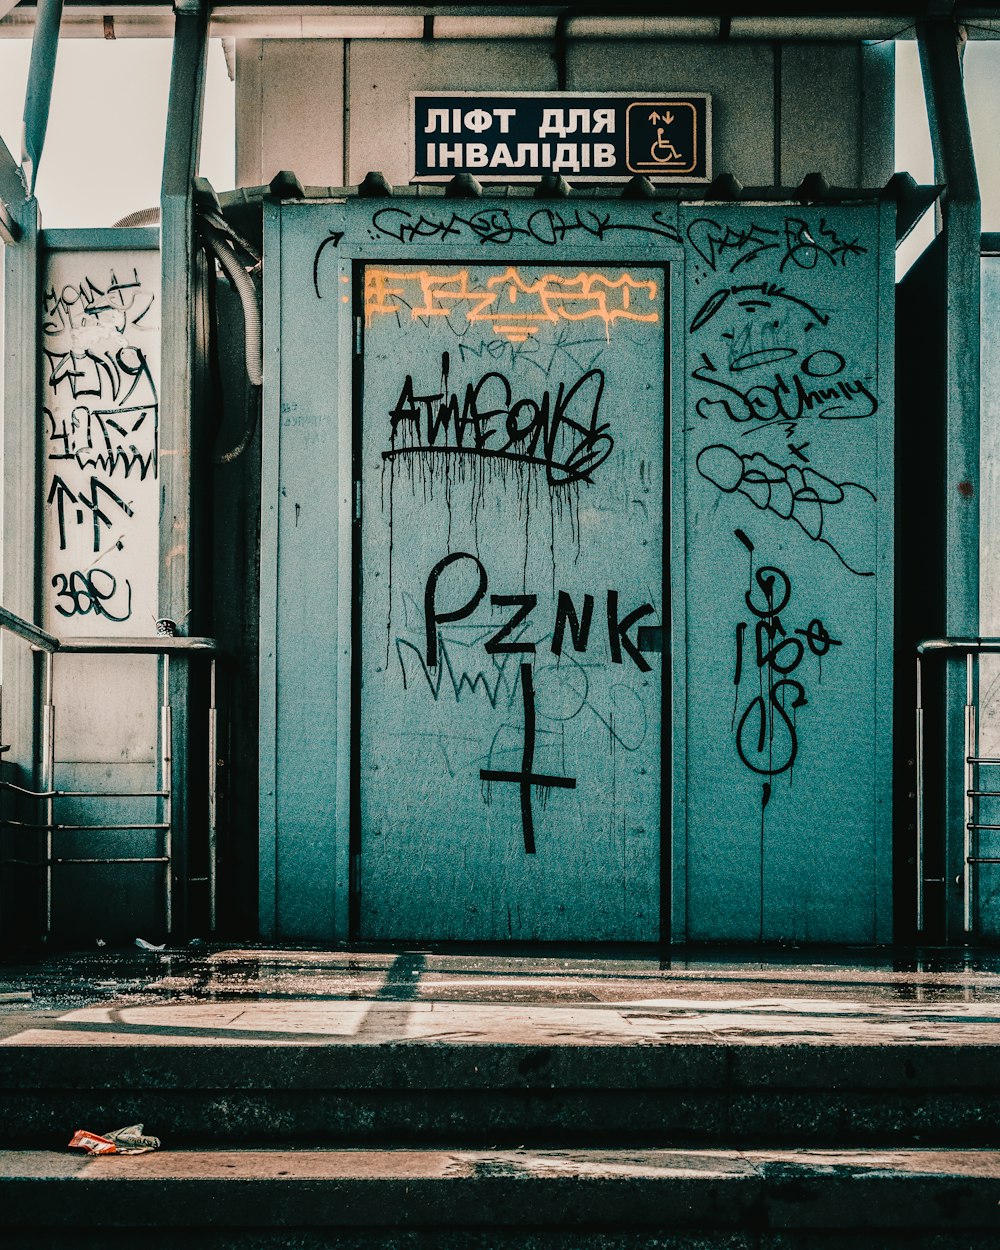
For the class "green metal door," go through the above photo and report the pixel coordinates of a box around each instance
[357,261,666,940]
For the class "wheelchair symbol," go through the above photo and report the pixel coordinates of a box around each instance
[650,125,682,165]
[625,100,703,177]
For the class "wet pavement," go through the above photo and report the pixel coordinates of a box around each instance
[3,944,1000,1045]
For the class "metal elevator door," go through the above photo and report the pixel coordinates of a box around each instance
[356,261,666,941]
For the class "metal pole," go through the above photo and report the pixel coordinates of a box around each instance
[965,651,976,933]
[41,651,55,940]
[916,653,925,931]
[208,657,217,932]
[918,21,982,940]
[21,0,64,197]
[160,0,209,946]
[161,655,173,937]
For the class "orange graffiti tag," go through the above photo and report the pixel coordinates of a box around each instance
[364,267,659,343]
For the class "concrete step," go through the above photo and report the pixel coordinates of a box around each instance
[3,1147,1000,1247]
[6,963,1000,1150]
[3,1033,1000,1148]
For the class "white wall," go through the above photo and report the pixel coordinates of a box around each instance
[235,36,894,191]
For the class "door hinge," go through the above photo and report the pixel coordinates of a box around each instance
[354,315,363,356]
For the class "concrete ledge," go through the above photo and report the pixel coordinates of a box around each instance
[3,1148,1000,1234]
[3,1041,1000,1091]
[5,1039,1000,1147]
[7,1087,1000,1149]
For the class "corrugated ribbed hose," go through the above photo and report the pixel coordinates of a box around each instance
[198,218,263,389]
[113,206,263,391]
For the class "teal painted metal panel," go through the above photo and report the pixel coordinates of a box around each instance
[679,203,893,942]
[358,261,665,941]
[260,195,892,944]
[260,200,352,939]
[42,229,158,253]
[258,199,281,937]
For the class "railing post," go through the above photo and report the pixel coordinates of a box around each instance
[916,653,925,932]
[208,657,218,933]
[40,650,55,941]
[1,627,220,942]
[964,651,976,933]
[160,655,173,938]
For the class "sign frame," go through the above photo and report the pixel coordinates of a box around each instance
[409,90,712,185]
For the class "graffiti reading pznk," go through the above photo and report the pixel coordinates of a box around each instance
[422,552,655,854]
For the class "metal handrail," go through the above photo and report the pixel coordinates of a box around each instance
[917,637,1000,656]
[0,605,57,653]
[916,637,1000,935]
[0,606,223,939]
[43,637,221,654]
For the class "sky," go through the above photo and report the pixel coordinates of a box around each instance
[0,37,234,226]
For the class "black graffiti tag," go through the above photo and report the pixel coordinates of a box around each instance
[732,550,840,779]
[386,352,614,487]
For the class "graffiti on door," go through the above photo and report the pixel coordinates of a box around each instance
[360,261,663,939]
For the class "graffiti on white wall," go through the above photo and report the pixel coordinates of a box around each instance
[40,253,160,634]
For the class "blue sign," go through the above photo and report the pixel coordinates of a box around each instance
[411,92,711,184]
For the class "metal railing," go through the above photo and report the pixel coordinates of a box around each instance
[0,605,222,941]
[916,637,1000,934]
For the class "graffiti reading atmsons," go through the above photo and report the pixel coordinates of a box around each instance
[385,350,613,487]
[732,532,841,781]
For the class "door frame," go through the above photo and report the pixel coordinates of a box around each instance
[348,253,677,944]
[259,198,690,942]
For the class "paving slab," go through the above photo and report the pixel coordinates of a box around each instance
[6,993,1000,1048]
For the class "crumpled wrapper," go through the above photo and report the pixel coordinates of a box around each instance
[69,1123,161,1155]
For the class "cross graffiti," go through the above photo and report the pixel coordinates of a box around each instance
[480,662,577,854]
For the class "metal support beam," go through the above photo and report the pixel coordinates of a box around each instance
[0,132,25,244]
[21,0,63,197]
[160,0,209,936]
[918,20,982,940]
[1,192,41,842]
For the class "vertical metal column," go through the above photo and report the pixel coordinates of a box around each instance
[161,0,209,620]
[160,0,209,939]
[2,136,39,846]
[918,22,982,940]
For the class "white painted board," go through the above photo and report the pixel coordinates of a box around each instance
[40,250,160,634]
